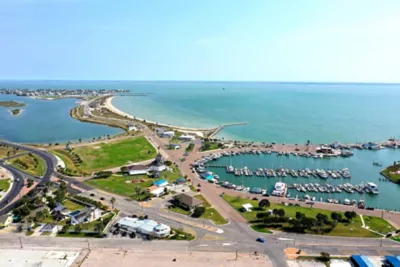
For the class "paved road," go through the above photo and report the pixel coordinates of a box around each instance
[0,141,56,215]
[0,164,25,208]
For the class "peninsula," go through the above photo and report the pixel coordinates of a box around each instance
[0,101,26,108]
[0,88,128,98]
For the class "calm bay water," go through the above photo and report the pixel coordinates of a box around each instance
[208,149,400,210]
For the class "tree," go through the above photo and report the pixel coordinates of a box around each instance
[331,212,342,222]
[316,213,329,224]
[27,178,34,188]
[79,138,82,143]
[295,212,306,220]
[277,209,285,218]
[74,224,82,234]
[94,221,104,233]
[110,197,116,209]
[27,217,33,231]
[258,199,270,210]
[35,211,44,222]
[272,208,279,217]
[318,252,331,262]
[344,211,357,221]
[192,206,206,218]
[61,224,70,233]
[55,182,67,203]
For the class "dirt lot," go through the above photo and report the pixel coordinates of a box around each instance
[79,248,273,267]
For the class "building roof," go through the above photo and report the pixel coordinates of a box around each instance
[175,178,186,183]
[174,193,204,207]
[0,214,11,224]
[118,217,170,233]
[351,255,374,267]
[152,153,165,167]
[128,164,148,171]
[40,224,57,231]
[385,256,400,267]
[150,187,165,195]
[154,179,168,187]
[148,185,158,192]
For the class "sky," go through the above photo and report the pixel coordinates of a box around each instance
[1,0,400,82]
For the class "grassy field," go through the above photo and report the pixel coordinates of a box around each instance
[381,164,400,183]
[72,137,156,173]
[201,142,220,151]
[50,150,81,176]
[0,145,21,158]
[392,236,400,242]
[250,224,273,234]
[63,199,84,212]
[172,194,228,225]
[223,195,390,237]
[81,213,114,231]
[0,179,10,192]
[169,206,191,215]
[11,153,46,177]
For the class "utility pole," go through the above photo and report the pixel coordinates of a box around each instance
[19,237,23,249]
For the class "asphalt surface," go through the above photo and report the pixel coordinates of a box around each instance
[0,140,57,215]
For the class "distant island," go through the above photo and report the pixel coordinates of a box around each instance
[10,109,22,116]
[0,101,26,108]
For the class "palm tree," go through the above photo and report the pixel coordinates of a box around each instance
[78,138,82,143]
[94,221,104,234]
[110,197,116,209]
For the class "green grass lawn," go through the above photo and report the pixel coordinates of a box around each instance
[223,194,390,237]
[381,164,400,183]
[363,215,396,234]
[200,208,229,225]
[73,137,157,173]
[194,194,211,208]
[63,199,84,212]
[81,213,114,231]
[169,206,192,215]
[250,224,273,234]
[0,179,10,192]
[86,175,153,198]
[392,236,400,242]
[201,142,220,151]
[185,143,195,152]
[11,153,46,177]
[50,150,81,175]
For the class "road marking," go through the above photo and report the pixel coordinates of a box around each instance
[216,229,224,234]
[199,244,208,247]
[278,238,294,241]
[222,243,231,246]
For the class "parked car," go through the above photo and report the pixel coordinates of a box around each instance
[256,237,265,243]
[90,193,95,197]
[100,197,105,201]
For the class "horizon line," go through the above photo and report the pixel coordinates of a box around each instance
[1,79,400,85]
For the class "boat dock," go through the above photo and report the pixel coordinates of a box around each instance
[209,122,248,138]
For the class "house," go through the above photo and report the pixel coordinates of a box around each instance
[351,255,374,267]
[153,179,168,187]
[128,125,138,131]
[242,203,253,212]
[161,131,175,138]
[0,214,13,228]
[179,134,195,141]
[40,224,58,234]
[173,193,204,210]
[70,207,102,225]
[118,217,171,238]
[168,143,181,150]
[385,256,400,267]
[150,187,166,197]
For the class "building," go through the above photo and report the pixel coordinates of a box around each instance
[70,207,102,225]
[150,187,166,197]
[128,125,138,131]
[173,193,204,210]
[385,256,400,267]
[350,255,374,267]
[117,217,171,238]
[242,203,253,212]
[161,131,175,138]
[153,179,168,187]
[179,134,195,141]
[128,165,149,176]
[128,153,166,176]
[40,224,58,234]
[175,178,187,184]
[0,214,13,228]
[168,143,180,150]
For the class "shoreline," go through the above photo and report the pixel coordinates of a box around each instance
[104,96,215,137]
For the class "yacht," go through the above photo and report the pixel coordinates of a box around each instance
[272,182,287,197]
[365,182,379,194]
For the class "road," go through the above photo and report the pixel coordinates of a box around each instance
[0,140,57,215]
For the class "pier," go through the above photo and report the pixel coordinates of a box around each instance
[209,122,248,138]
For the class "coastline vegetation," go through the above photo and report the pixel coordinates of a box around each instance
[0,144,23,158]
[10,109,22,115]
[0,179,11,192]
[51,149,83,176]
[11,153,46,177]
[68,137,156,173]
[0,101,26,108]
[222,194,394,237]
[381,162,400,183]
[185,143,195,152]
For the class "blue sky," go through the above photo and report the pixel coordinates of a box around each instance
[1,0,400,82]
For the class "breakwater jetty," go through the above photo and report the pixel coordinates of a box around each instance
[209,122,248,138]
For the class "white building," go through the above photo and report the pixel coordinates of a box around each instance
[179,134,195,141]
[128,153,166,175]
[150,187,165,197]
[161,131,175,138]
[70,207,103,225]
[118,217,171,238]
[242,203,253,212]
[128,165,149,175]
[40,224,58,234]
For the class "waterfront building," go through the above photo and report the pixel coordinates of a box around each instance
[173,193,204,210]
[161,131,175,138]
[128,153,166,175]
[179,134,195,141]
[117,217,171,238]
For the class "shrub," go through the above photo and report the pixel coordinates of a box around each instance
[192,206,206,218]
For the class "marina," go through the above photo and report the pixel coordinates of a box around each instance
[192,147,400,210]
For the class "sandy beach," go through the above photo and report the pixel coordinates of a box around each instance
[104,96,212,137]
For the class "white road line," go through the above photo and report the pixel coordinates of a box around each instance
[222,243,231,246]
[278,238,294,241]
[199,244,208,247]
